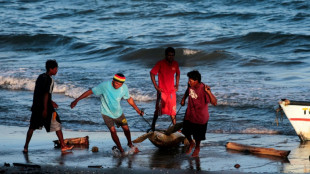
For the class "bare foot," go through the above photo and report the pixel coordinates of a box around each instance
[132,146,140,154]
[127,143,134,148]
[186,142,195,155]
[191,147,200,157]
[23,149,28,153]
[128,143,140,153]
[61,145,74,152]
[119,147,124,153]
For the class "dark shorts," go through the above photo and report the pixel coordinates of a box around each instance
[29,111,62,132]
[102,114,128,129]
[182,120,208,141]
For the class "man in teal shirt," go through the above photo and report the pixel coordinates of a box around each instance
[70,73,144,153]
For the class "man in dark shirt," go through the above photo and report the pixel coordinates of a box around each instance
[181,70,217,157]
[23,60,73,153]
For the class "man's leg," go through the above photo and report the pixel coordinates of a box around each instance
[182,121,195,155]
[170,92,177,125]
[185,136,195,155]
[191,140,201,157]
[109,126,124,152]
[121,125,133,147]
[23,128,34,153]
[170,115,176,125]
[151,112,158,131]
[122,125,140,153]
[56,130,74,151]
[151,92,161,131]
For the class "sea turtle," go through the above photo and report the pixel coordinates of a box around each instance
[133,122,188,148]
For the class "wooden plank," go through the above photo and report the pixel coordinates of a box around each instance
[226,142,290,158]
[53,136,89,148]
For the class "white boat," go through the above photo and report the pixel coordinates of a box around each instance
[279,99,310,141]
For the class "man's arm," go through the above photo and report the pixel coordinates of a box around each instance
[127,97,144,116]
[150,73,162,92]
[70,89,93,109]
[52,100,58,109]
[205,85,217,106]
[175,73,180,91]
[180,88,189,106]
[42,93,49,118]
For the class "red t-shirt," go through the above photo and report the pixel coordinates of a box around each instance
[150,59,180,93]
[184,83,210,124]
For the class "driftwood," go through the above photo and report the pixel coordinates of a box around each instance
[53,136,89,148]
[226,142,290,158]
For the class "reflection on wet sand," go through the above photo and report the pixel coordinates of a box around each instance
[149,146,201,172]
[59,151,74,165]
[284,141,310,173]
[114,154,137,169]
[188,157,201,171]
[150,148,183,169]
[22,152,30,163]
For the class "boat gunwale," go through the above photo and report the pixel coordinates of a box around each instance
[281,99,310,106]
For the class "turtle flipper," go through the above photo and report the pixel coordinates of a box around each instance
[133,132,153,143]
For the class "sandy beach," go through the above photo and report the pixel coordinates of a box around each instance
[0,125,309,173]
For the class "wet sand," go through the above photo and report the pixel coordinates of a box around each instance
[0,125,309,173]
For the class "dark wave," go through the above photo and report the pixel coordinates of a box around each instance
[202,32,310,54]
[118,48,232,67]
[292,12,310,21]
[42,9,96,20]
[0,33,74,51]
[244,32,310,45]
[0,33,113,60]
[280,1,310,10]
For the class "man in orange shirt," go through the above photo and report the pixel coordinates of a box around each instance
[150,47,180,131]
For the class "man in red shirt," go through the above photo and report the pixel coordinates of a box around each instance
[150,47,180,131]
[181,70,217,157]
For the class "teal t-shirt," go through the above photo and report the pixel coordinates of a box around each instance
[92,81,130,118]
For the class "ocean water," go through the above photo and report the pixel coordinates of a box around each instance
[0,0,309,135]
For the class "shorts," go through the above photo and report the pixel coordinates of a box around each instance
[102,114,128,129]
[49,112,62,132]
[29,111,62,132]
[155,92,176,116]
[182,120,208,141]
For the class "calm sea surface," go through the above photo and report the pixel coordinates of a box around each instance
[0,0,310,135]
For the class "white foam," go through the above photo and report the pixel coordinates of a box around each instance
[0,76,35,91]
[129,88,155,102]
[53,84,88,99]
[183,49,200,56]
[0,75,155,101]
[0,75,88,98]
[241,128,280,134]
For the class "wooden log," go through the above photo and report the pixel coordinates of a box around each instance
[226,142,290,158]
[53,136,89,148]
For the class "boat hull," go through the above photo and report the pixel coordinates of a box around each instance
[279,100,310,141]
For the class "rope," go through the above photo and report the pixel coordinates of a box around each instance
[275,105,284,126]
[140,109,152,127]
